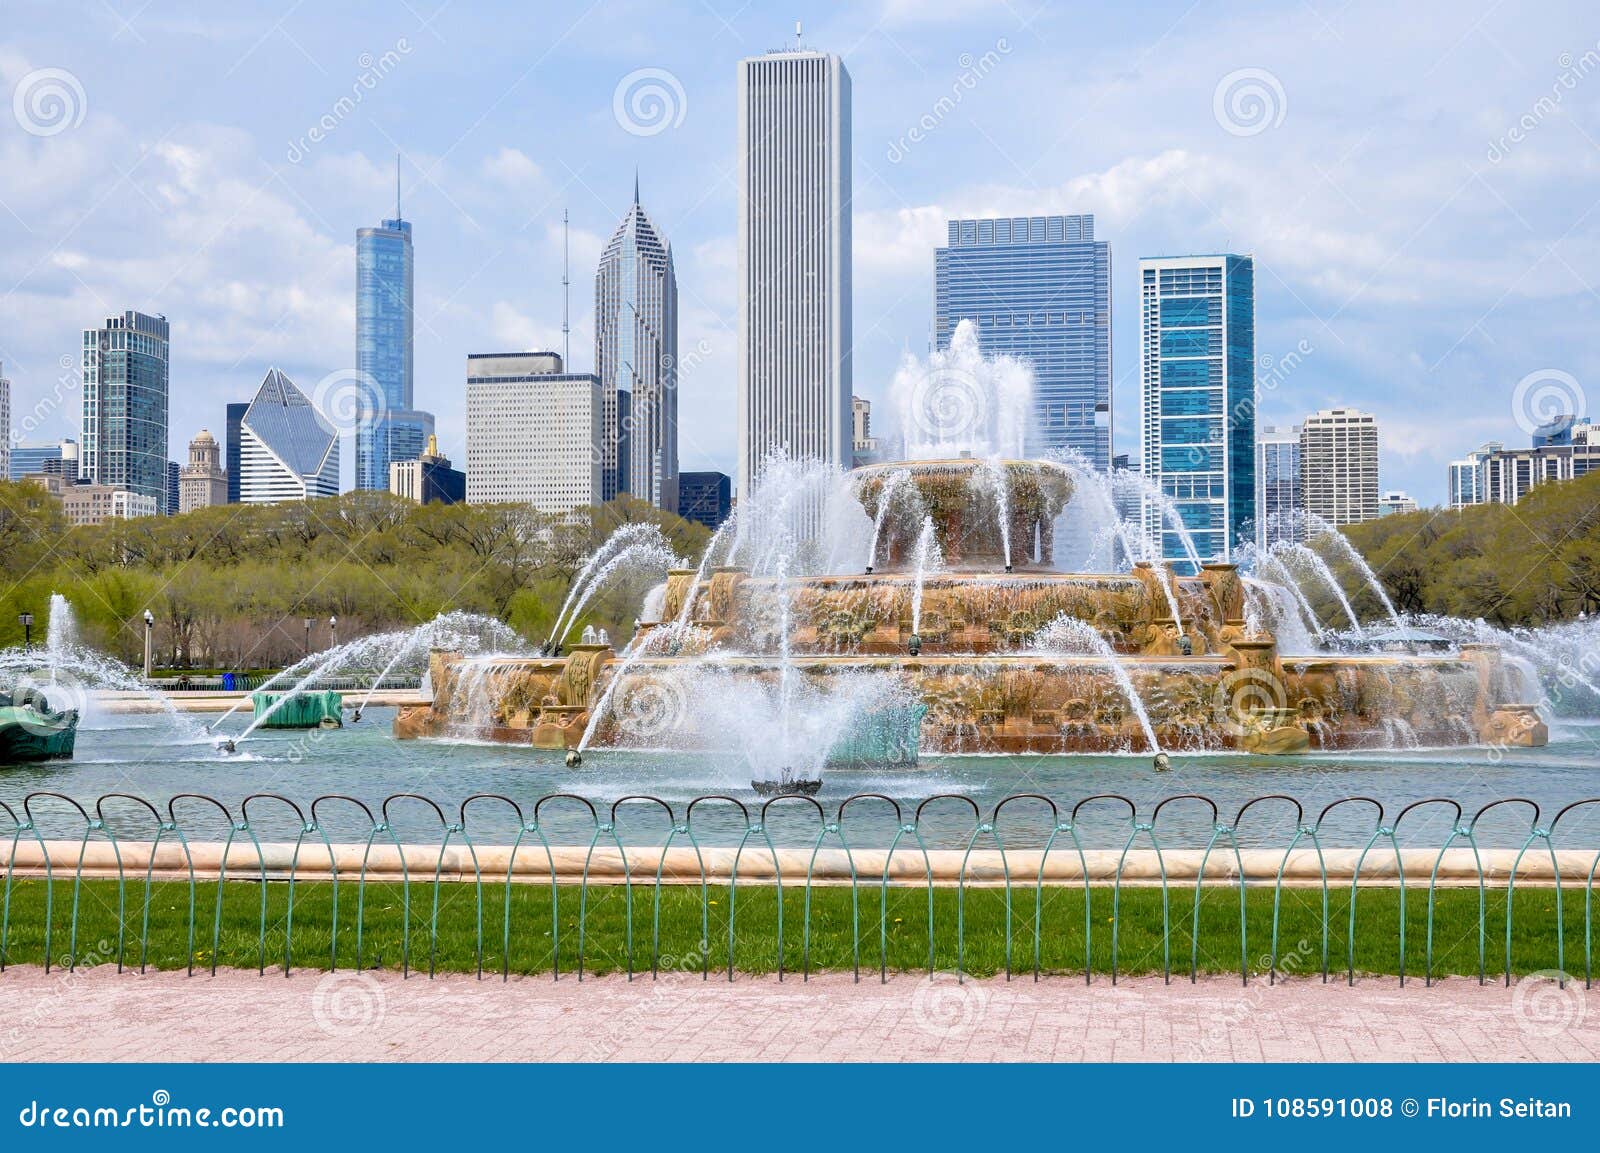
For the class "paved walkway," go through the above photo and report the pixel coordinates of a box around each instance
[0,966,1594,1062]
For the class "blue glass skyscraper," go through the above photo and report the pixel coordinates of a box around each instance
[1138,255,1256,569]
[355,167,433,491]
[81,310,169,506]
[934,215,1111,468]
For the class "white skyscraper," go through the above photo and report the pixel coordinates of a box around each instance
[1299,408,1379,526]
[464,352,603,513]
[237,368,340,504]
[736,46,852,496]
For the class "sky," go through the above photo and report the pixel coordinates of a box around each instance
[2,0,1598,504]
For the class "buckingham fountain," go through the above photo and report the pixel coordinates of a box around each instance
[394,324,1546,774]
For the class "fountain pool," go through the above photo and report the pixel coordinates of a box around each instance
[4,705,1599,847]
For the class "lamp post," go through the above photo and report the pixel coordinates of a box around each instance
[18,612,34,653]
[303,617,314,658]
[329,615,338,650]
[142,610,155,679]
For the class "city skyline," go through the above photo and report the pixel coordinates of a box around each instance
[1,4,1597,507]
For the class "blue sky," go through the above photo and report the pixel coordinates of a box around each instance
[2,0,1598,503]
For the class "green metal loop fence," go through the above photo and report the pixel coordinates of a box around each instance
[1,789,1598,986]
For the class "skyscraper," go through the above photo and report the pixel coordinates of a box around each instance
[165,460,180,516]
[80,310,169,506]
[464,352,603,513]
[1137,256,1256,568]
[935,215,1111,467]
[237,369,340,504]
[1255,424,1302,547]
[225,402,248,504]
[355,166,434,491]
[737,47,851,496]
[0,364,9,482]
[595,179,678,510]
[1299,408,1379,525]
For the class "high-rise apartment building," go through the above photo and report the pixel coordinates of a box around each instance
[737,47,851,495]
[596,180,678,510]
[237,369,340,504]
[179,429,229,513]
[936,215,1111,467]
[1255,424,1302,547]
[1137,256,1256,567]
[1448,425,1600,508]
[355,180,434,492]
[80,310,169,505]
[464,352,603,513]
[1299,408,1379,526]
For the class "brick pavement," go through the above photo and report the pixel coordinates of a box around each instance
[0,966,1594,1062]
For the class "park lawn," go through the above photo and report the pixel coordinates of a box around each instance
[0,878,1589,981]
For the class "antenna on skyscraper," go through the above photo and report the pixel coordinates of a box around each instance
[395,153,402,220]
[795,19,802,49]
[561,208,570,366]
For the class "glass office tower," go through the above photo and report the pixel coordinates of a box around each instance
[935,215,1111,468]
[356,190,434,492]
[80,310,170,505]
[1138,255,1256,569]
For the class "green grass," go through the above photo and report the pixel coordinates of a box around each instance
[0,878,1592,980]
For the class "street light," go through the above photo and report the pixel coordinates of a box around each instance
[17,612,34,653]
[329,615,338,650]
[303,617,314,658]
[142,609,155,679]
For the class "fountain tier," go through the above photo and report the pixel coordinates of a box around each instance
[855,459,1072,571]
[396,456,1546,761]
